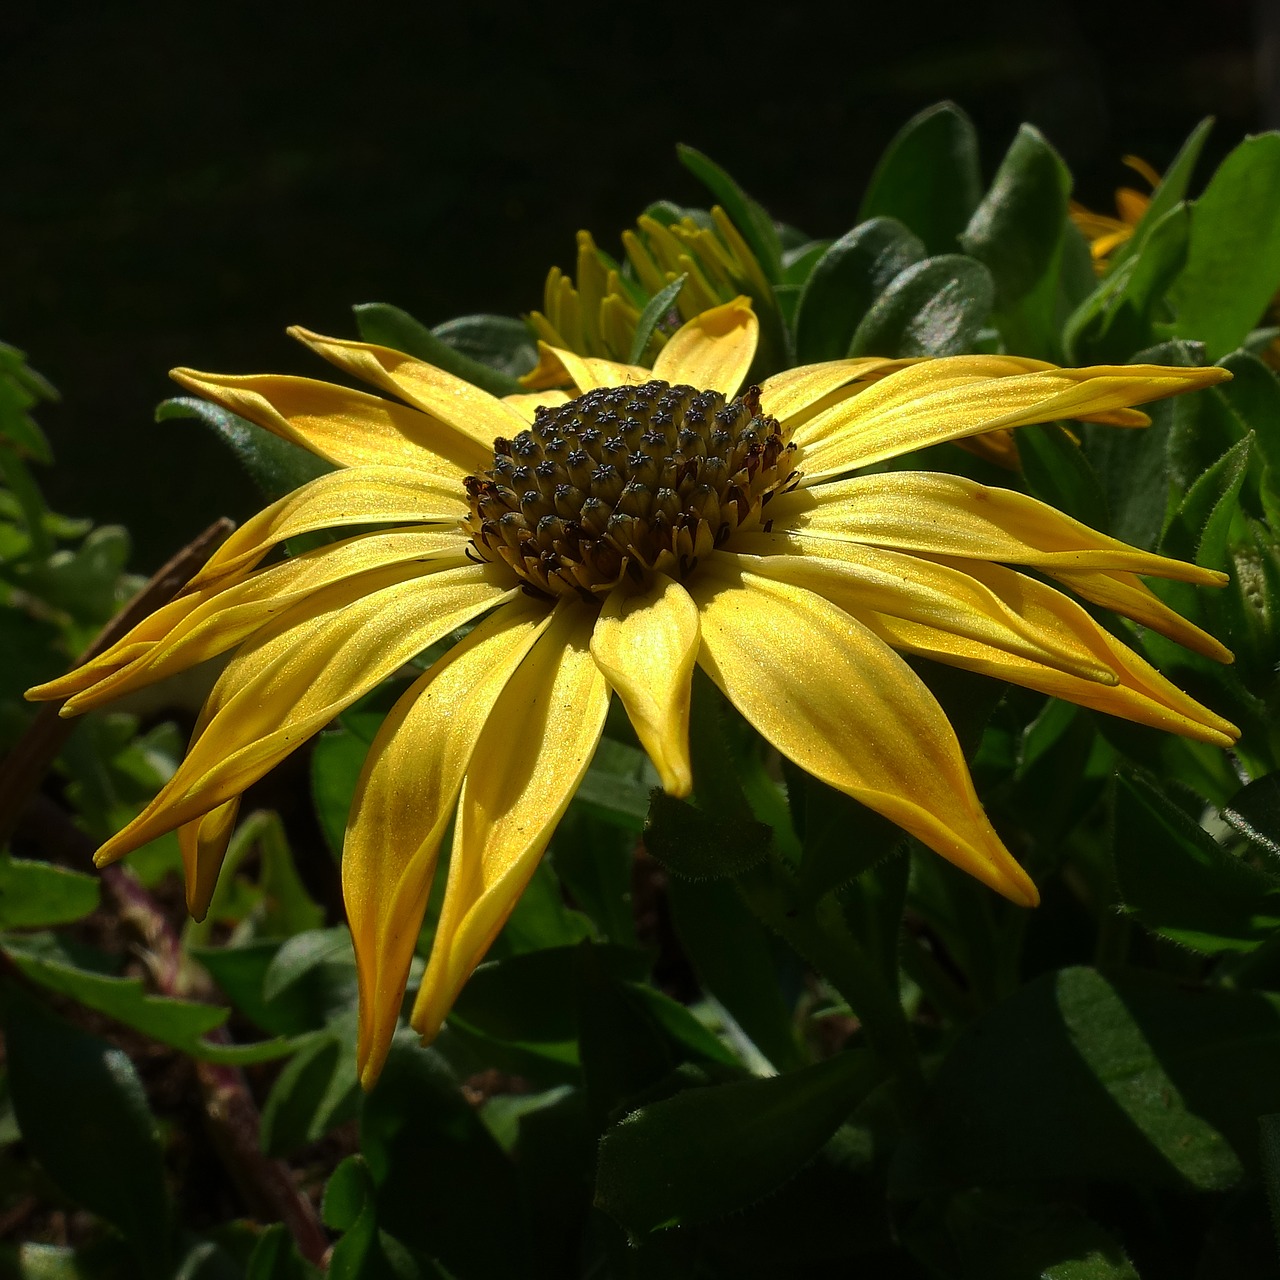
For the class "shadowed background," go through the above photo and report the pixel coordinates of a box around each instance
[1,0,1268,569]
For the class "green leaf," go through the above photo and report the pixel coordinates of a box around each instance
[793,218,926,363]
[847,254,994,357]
[1108,117,1214,273]
[1160,434,1251,567]
[324,1155,419,1280]
[430,314,538,381]
[858,101,983,254]
[352,303,524,397]
[961,125,1072,355]
[245,1224,321,1280]
[158,397,333,501]
[573,736,657,832]
[260,1015,360,1156]
[1064,203,1190,364]
[1224,771,1280,863]
[0,853,99,928]
[644,791,771,880]
[263,928,354,1002]
[676,145,782,283]
[1,934,296,1064]
[2,980,171,1275]
[1113,770,1280,952]
[1171,132,1280,358]
[1016,423,1110,530]
[595,1050,884,1235]
[893,967,1280,1194]
[361,1039,526,1274]
[627,274,687,365]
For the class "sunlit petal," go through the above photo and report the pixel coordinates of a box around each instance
[794,360,1231,482]
[91,563,514,866]
[502,389,571,423]
[760,356,916,426]
[521,342,652,393]
[689,564,1039,906]
[288,327,528,451]
[169,368,490,474]
[652,298,758,398]
[345,597,552,1087]
[411,602,609,1040]
[591,574,699,795]
[179,798,241,921]
[768,471,1227,584]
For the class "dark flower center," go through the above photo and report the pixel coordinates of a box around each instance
[463,379,796,600]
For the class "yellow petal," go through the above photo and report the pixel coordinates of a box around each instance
[411,602,609,1040]
[652,298,759,398]
[60,531,471,714]
[288,327,528,453]
[724,539,1117,686]
[169,369,490,475]
[794,359,1232,483]
[91,563,514,866]
[758,357,916,424]
[689,565,1038,906]
[861,605,1238,747]
[185,463,469,593]
[1045,566,1233,663]
[501,389,571,423]
[179,798,241,921]
[345,597,553,1087]
[768,471,1227,583]
[591,574,699,796]
[519,342,652,393]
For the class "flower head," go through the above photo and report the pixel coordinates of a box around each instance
[28,299,1236,1085]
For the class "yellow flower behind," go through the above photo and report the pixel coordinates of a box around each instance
[27,299,1237,1086]
[1069,155,1160,270]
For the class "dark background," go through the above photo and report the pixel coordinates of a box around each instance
[2,0,1271,570]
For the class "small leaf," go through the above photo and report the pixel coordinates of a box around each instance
[627,274,688,365]
[0,853,99,928]
[1160,434,1251,568]
[353,303,524,396]
[158,397,332,501]
[1113,769,1280,953]
[595,1050,884,1234]
[263,928,354,1003]
[1223,771,1280,863]
[793,218,926,363]
[847,254,994,357]
[858,101,983,254]
[2,980,171,1274]
[430,313,539,380]
[676,145,782,283]
[644,792,771,881]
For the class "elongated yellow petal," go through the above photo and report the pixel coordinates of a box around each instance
[520,343,652,393]
[768,471,1227,584]
[179,798,241,920]
[411,602,609,1040]
[91,563,515,866]
[758,357,916,424]
[186,463,469,593]
[795,360,1231,483]
[591,574,699,796]
[502,390,571,423]
[689,565,1038,906]
[169,369,490,475]
[724,539,1117,686]
[861,608,1238,747]
[345,597,553,1087]
[60,532,472,714]
[652,298,758,399]
[288,327,527,453]
[1046,566,1233,662]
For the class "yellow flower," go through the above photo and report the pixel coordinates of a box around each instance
[524,208,778,382]
[27,300,1237,1086]
[1069,156,1160,270]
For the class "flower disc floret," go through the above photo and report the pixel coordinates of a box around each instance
[463,378,796,599]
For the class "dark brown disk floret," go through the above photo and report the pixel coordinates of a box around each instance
[462,379,797,600]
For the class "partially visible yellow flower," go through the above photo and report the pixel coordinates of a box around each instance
[1069,156,1161,270]
[524,207,777,384]
[28,299,1237,1087]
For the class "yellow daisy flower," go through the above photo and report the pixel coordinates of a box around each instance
[27,299,1237,1086]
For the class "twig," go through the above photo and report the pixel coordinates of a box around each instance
[0,517,234,845]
